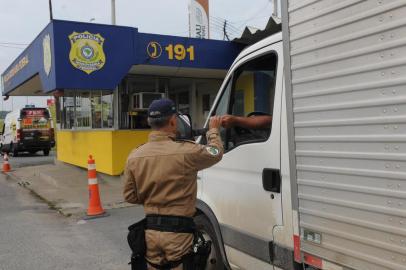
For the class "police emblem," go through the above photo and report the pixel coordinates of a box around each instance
[68,31,106,74]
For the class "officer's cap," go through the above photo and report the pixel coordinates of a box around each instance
[148,98,177,118]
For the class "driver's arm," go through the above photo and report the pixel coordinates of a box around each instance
[221,115,272,129]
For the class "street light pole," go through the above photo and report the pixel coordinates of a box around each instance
[111,0,116,25]
[49,0,53,21]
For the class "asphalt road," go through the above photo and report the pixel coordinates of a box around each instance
[0,173,144,270]
[6,150,56,168]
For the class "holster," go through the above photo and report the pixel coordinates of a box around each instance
[127,218,147,270]
[127,215,212,270]
[191,231,212,270]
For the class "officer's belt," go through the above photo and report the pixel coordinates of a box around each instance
[146,214,195,233]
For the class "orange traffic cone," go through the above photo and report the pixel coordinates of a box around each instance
[2,153,11,173]
[86,155,106,218]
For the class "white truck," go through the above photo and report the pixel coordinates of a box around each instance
[191,1,406,270]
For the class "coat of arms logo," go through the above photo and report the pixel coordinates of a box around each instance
[68,31,106,74]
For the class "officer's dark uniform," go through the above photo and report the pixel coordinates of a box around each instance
[123,99,223,269]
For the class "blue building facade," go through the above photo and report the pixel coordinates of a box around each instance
[1,20,243,175]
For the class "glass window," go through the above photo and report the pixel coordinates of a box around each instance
[62,92,75,129]
[210,53,277,152]
[60,90,114,129]
[76,92,91,128]
[102,92,114,128]
[212,79,232,145]
[91,91,102,129]
[177,91,190,114]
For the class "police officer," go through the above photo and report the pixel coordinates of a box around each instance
[123,98,223,270]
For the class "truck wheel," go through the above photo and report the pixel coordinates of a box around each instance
[11,144,18,157]
[194,214,226,270]
[43,149,50,156]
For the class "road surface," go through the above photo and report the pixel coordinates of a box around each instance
[0,173,143,270]
[6,150,55,168]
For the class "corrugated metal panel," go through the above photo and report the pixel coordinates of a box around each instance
[286,0,406,269]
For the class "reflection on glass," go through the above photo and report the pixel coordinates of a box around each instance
[61,90,114,129]
[91,92,102,128]
[76,92,91,128]
[102,92,114,128]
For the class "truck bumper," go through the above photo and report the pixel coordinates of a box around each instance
[17,140,55,151]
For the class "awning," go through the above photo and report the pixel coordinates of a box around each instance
[1,20,244,96]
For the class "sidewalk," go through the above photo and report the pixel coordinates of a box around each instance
[7,161,133,217]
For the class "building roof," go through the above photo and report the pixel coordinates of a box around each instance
[1,20,244,96]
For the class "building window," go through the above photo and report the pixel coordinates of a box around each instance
[102,92,114,128]
[91,92,102,128]
[62,92,75,129]
[76,92,91,128]
[61,90,114,130]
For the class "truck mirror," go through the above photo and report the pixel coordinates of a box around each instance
[176,113,193,140]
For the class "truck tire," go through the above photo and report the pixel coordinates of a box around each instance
[194,214,226,270]
[43,149,50,156]
[11,143,18,157]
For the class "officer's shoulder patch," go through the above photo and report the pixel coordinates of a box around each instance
[206,146,220,156]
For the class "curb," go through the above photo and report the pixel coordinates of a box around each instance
[5,172,78,218]
[4,171,135,218]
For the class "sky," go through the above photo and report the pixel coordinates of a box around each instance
[0,0,274,111]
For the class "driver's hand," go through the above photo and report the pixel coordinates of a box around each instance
[209,116,222,130]
[221,115,236,129]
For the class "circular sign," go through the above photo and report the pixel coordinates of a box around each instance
[147,41,162,59]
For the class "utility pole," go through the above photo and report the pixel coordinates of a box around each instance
[49,0,53,21]
[111,0,116,25]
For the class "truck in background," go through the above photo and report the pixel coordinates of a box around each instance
[189,1,406,270]
[1,106,55,156]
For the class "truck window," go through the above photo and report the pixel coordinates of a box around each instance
[212,52,277,152]
[209,78,232,144]
[21,109,51,129]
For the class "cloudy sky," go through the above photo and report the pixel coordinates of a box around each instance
[0,0,273,111]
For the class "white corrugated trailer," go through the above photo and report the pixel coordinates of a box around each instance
[282,0,406,269]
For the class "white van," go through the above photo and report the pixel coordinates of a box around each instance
[1,106,55,156]
[192,1,406,270]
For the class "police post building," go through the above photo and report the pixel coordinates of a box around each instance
[1,20,242,175]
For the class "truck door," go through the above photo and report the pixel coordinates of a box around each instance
[200,43,283,268]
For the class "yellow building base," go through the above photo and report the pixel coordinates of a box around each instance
[56,130,150,175]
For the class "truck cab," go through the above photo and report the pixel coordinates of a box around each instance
[194,32,297,270]
[195,1,406,269]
